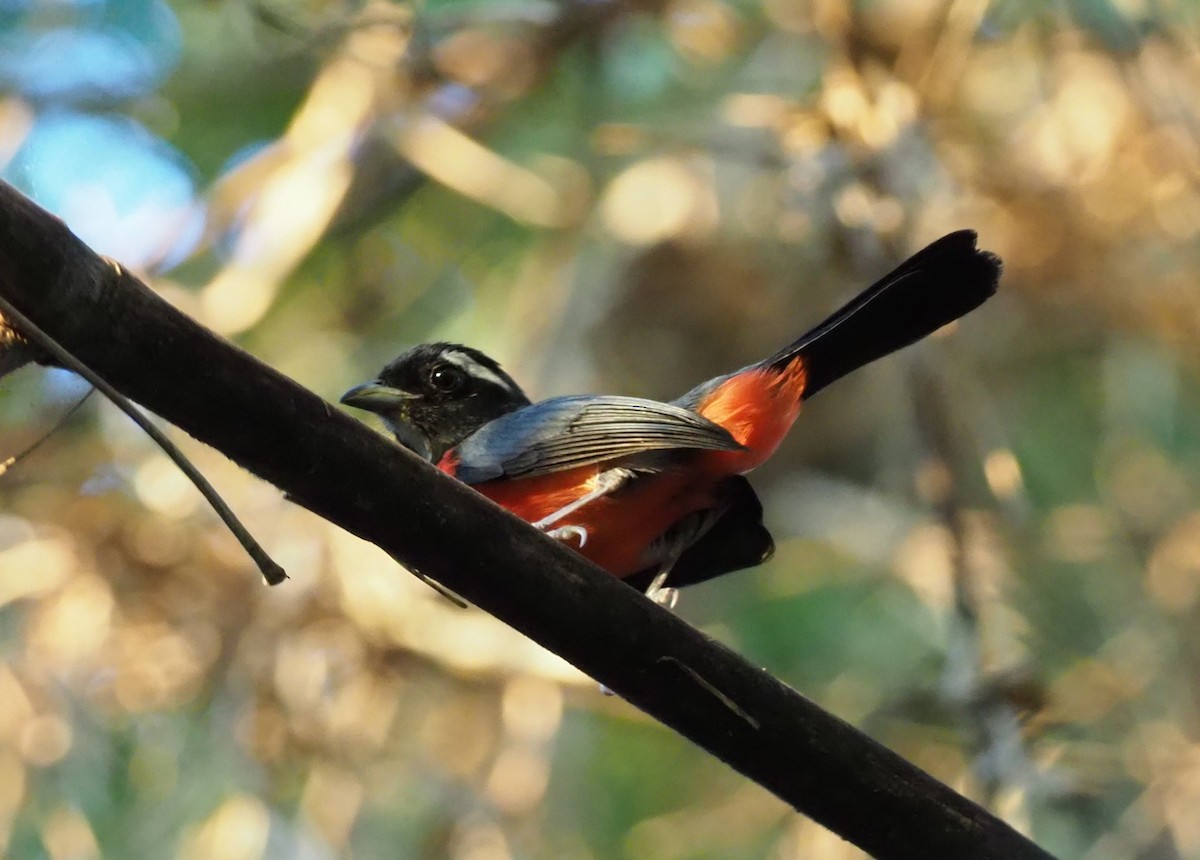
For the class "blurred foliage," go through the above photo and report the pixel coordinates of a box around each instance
[2,0,1200,857]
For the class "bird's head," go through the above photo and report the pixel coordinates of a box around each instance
[340,342,531,462]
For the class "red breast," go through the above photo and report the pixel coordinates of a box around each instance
[438,361,808,578]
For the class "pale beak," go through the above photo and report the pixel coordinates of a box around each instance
[340,382,433,461]
[339,382,418,413]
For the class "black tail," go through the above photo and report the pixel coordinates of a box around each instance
[765,231,1001,399]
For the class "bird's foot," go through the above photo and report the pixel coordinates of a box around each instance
[643,569,679,611]
[647,585,679,611]
[545,524,588,547]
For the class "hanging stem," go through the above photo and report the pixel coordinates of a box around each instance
[0,291,286,585]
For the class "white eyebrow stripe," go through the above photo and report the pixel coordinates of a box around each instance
[443,350,516,392]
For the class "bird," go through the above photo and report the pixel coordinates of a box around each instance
[341,231,1001,603]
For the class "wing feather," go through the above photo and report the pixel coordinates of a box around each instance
[452,395,742,483]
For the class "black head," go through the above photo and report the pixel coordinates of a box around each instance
[341,342,532,461]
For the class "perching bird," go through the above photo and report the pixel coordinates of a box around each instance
[342,231,1000,600]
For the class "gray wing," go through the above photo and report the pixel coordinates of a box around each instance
[452,395,743,483]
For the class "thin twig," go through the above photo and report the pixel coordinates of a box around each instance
[0,290,286,586]
[0,387,94,477]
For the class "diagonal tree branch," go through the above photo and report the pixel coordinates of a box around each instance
[0,181,1056,860]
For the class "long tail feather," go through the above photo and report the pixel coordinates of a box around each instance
[765,231,1001,399]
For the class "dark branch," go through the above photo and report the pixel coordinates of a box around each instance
[0,181,1056,860]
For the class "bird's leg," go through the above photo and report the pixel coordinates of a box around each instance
[533,468,633,528]
[638,508,718,611]
[534,468,633,545]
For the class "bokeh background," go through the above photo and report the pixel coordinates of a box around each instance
[0,0,1198,857]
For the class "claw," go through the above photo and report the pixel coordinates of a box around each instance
[643,568,680,611]
[648,586,679,611]
[546,525,588,547]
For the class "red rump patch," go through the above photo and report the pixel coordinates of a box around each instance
[694,360,807,474]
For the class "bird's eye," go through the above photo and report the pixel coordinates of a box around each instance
[428,364,464,393]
